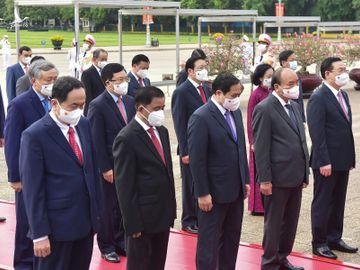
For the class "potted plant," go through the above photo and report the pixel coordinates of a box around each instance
[340,35,360,90]
[273,33,332,97]
[50,35,65,50]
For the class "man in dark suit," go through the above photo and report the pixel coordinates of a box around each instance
[0,84,5,223]
[6,46,32,101]
[4,60,58,270]
[81,48,108,115]
[127,54,151,98]
[88,63,136,263]
[113,86,176,270]
[252,68,309,270]
[176,49,206,86]
[16,56,45,96]
[19,76,100,270]
[307,57,357,259]
[279,50,305,122]
[171,56,211,234]
[188,72,250,270]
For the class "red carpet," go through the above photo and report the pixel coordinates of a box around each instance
[1,200,360,270]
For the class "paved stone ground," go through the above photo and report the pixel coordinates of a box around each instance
[1,45,360,264]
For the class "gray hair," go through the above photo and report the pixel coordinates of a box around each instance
[29,60,58,80]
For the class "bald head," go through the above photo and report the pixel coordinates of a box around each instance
[272,68,299,101]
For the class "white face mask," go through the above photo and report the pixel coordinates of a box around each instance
[195,69,208,81]
[98,61,108,69]
[335,73,349,87]
[83,43,90,51]
[57,102,82,126]
[40,83,53,97]
[138,69,149,79]
[23,56,31,65]
[143,107,165,127]
[258,44,267,53]
[289,61,298,71]
[282,85,299,100]
[223,97,240,111]
[113,82,128,96]
[263,78,272,89]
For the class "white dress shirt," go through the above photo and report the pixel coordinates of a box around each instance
[272,91,292,116]
[188,77,202,96]
[211,96,237,137]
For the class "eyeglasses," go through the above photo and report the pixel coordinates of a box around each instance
[110,77,130,84]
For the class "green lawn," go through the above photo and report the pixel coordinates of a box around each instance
[0,29,211,48]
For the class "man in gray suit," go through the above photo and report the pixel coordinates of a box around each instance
[16,56,45,96]
[252,68,309,270]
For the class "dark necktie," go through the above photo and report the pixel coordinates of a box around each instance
[147,127,166,165]
[284,104,298,132]
[224,110,237,141]
[68,127,83,165]
[197,85,207,104]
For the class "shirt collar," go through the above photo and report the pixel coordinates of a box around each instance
[93,64,101,73]
[107,90,120,103]
[211,96,227,116]
[131,71,140,81]
[19,61,27,70]
[32,87,48,102]
[324,81,340,98]
[135,115,153,132]
[49,110,74,131]
[188,77,201,89]
[272,91,290,107]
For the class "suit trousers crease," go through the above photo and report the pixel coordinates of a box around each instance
[196,196,244,270]
[311,170,349,247]
[126,230,170,270]
[261,186,302,270]
[180,158,198,227]
[97,178,125,254]
[34,233,94,270]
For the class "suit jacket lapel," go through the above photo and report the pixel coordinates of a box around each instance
[134,121,166,166]
[29,90,46,118]
[104,91,126,125]
[44,115,82,166]
[186,80,204,105]
[323,86,350,123]
[290,101,305,140]
[232,110,243,144]
[270,95,299,135]
[209,101,236,142]
[157,127,172,171]
[342,91,352,124]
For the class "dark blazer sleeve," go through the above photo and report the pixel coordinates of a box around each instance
[188,113,210,197]
[171,88,189,156]
[307,93,331,167]
[88,101,112,173]
[20,129,51,239]
[4,101,25,182]
[252,103,272,183]
[113,134,144,235]
[0,87,4,138]
[6,66,16,101]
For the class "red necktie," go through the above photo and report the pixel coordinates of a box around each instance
[138,77,144,87]
[117,98,128,124]
[198,85,207,104]
[68,127,84,165]
[147,128,166,165]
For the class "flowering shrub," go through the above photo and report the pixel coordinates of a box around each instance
[337,35,360,65]
[202,35,244,76]
[272,33,332,73]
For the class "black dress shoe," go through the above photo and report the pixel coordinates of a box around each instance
[117,248,126,257]
[281,261,304,270]
[313,246,337,259]
[182,225,198,234]
[329,240,358,253]
[0,217,6,222]
[101,252,120,263]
